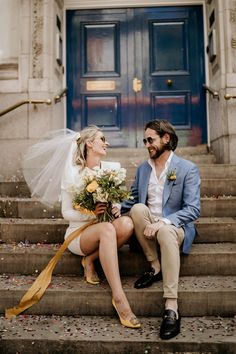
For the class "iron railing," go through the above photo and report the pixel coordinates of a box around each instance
[0,88,67,117]
[0,99,52,117]
[203,84,219,99]
[54,87,67,103]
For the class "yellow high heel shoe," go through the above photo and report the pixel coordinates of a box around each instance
[81,257,100,285]
[112,298,141,329]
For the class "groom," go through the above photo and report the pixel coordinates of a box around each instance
[121,119,201,340]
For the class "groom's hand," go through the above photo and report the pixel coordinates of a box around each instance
[111,205,121,218]
[144,221,165,239]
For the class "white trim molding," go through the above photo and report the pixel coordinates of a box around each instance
[64,0,205,9]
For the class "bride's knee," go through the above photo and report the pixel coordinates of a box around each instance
[99,222,116,240]
[122,216,134,235]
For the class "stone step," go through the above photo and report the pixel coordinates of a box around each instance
[124,164,236,179]
[195,217,236,243]
[2,178,236,198]
[0,181,30,198]
[198,179,236,196]
[1,179,236,202]
[200,196,236,217]
[108,153,216,165]
[1,197,236,218]
[0,218,67,244]
[125,176,236,196]
[105,146,216,165]
[0,217,235,244]
[1,275,235,317]
[108,145,210,157]
[0,243,235,276]
[127,178,236,196]
[1,165,236,197]
[1,315,235,354]
[0,198,62,219]
[198,164,236,178]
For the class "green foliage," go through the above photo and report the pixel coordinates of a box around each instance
[72,168,131,222]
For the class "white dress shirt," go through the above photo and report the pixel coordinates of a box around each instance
[147,151,174,224]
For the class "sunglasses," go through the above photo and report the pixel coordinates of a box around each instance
[143,137,155,145]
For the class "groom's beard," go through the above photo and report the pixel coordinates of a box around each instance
[149,144,167,160]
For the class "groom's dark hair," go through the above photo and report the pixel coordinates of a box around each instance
[145,119,178,151]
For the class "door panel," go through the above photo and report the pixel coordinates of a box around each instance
[82,23,120,76]
[80,21,121,129]
[66,9,135,146]
[150,21,188,73]
[83,94,121,127]
[152,92,191,127]
[66,6,206,147]
[135,6,206,146]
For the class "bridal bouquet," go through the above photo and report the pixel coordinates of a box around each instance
[70,167,132,222]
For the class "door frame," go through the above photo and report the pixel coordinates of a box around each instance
[63,0,210,147]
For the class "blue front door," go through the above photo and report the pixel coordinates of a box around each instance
[66,6,206,147]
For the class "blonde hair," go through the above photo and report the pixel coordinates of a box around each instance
[74,125,102,168]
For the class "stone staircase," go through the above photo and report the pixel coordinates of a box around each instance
[0,145,236,354]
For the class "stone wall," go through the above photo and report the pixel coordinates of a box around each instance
[206,0,236,163]
[0,0,65,181]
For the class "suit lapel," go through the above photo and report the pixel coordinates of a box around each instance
[142,163,152,203]
[163,154,180,207]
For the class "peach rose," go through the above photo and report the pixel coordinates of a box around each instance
[86,180,99,193]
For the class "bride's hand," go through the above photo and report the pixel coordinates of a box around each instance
[94,202,107,216]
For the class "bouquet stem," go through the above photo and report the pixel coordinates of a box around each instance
[97,202,114,222]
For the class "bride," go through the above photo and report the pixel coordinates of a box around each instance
[61,125,140,328]
[8,125,141,329]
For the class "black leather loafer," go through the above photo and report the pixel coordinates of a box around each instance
[160,309,181,340]
[134,267,162,289]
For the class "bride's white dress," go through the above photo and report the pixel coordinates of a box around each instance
[61,161,121,256]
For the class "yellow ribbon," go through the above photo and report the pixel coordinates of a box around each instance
[5,220,97,319]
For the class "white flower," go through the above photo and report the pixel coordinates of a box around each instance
[115,168,126,185]
[95,187,108,202]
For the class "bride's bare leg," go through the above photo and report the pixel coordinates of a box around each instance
[82,251,99,281]
[80,222,136,320]
[83,216,133,279]
[113,215,134,248]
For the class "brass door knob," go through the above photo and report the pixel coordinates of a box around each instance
[166,79,173,87]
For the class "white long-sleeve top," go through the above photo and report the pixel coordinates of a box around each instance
[61,164,96,237]
[61,157,121,238]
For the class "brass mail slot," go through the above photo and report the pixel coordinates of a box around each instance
[86,80,115,91]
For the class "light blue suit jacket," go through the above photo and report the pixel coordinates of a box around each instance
[121,154,201,254]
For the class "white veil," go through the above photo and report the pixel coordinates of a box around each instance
[22,129,80,207]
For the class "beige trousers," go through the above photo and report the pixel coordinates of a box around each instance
[130,203,185,299]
